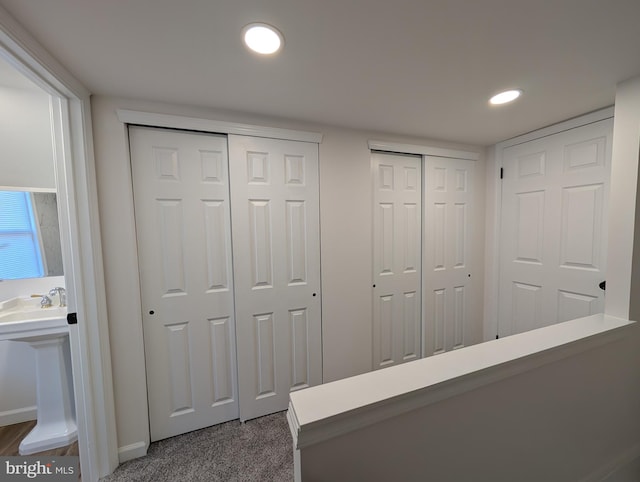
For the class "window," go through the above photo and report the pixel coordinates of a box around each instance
[0,190,44,279]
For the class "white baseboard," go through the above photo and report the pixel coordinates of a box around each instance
[118,441,148,463]
[582,444,640,482]
[0,406,37,426]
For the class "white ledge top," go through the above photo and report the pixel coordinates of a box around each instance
[288,314,635,448]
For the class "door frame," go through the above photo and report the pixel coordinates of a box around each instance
[0,6,118,480]
[484,107,615,342]
[368,140,480,361]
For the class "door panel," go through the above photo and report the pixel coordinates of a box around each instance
[129,126,239,441]
[229,135,321,421]
[498,119,612,336]
[424,156,476,355]
[372,152,422,369]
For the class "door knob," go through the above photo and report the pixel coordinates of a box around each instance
[598,281,606,291]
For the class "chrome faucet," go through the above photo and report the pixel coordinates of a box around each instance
[49,287,67,307]
[32,294,52,308]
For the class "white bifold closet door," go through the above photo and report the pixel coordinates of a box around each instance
[423,156,475,355]
[228,135,322,421]
[130,127,322,440]
[372,152,422,369]
[498,119,612,336]
[130,126,239,442]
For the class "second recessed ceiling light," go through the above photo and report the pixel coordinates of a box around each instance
[489,89,523,105]
[243,23,284,55]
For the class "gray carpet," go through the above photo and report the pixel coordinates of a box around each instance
[101,412,293,482]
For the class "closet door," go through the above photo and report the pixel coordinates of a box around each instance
[130,127,239,441]
[372,152,422,369]
[229,135,322,421]
[498,119,612,336]
[423,156,476,355]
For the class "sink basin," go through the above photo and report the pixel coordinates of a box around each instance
[0,296,77,454]
[0,297,67,341]
[0,307,67,322]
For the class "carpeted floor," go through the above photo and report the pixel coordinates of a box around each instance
[101,411,293,482]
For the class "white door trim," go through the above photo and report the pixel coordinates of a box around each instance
[0,6,118,479]
[368,140,479,161]
[497,107,614,149]
[117,109,324,144]
[484,106,615,342]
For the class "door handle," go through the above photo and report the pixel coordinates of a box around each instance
[599,280,606,291]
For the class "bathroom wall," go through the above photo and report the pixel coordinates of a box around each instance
[0,85,55,190]
[0,79,59,426]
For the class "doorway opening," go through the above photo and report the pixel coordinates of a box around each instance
[0,16,118,479]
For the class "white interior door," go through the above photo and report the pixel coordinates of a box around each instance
[423,156,476,355]
[228,134,322,421]
[372,152,422,369]
[498,119,613,336]
[129,126,239,441]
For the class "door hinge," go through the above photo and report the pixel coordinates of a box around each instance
[500,167,504,179]
[67,313,78,325]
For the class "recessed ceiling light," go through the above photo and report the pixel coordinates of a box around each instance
[242,23,284,55]
[489,89,523,105]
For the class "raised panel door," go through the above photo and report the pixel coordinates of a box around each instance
[424,156,476,355]
[129,126,239,441]
[229,135,321,421]
[498,119,612,336]
[372,152,422,369]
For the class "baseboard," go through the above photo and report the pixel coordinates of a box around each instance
[0,406,37,426]
[118,441,148,463]
[582,444,640,482]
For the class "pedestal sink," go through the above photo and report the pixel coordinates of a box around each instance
[0,297,77,455]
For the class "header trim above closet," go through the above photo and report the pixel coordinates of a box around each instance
[368,140,479,161]
[116,109,324,144]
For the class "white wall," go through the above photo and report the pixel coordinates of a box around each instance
[90,95,484,455]
[0,84,58,426]
[0,86,54,190]
[611,76,640,320]
[297,324,640,482]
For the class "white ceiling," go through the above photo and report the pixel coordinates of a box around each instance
[1,0,639,146]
